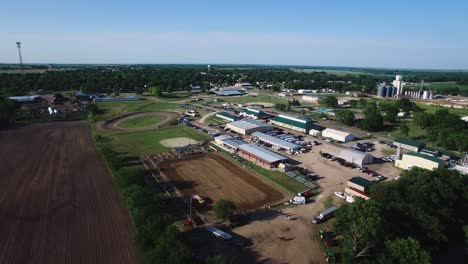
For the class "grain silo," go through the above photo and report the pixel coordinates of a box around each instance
[377,85,386,97]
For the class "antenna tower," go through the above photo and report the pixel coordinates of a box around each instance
[16,41,24,73]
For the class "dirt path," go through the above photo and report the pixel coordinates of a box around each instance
[99,111,179,132]
[0,121,137,264]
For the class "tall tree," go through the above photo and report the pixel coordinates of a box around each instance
[399,123,409,136]
[377,238,430,264]
[335,109,355,126]
[334,199,383,261]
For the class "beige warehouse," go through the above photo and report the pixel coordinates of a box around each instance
[395,152,444,171]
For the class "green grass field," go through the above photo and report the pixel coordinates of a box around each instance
[206,116,226,126]
[96,100,179,120]
[209,94,287,106]
[117,115,166,128]
[417,103,468,116]
[104,125,210,156]
[405,82,468,91]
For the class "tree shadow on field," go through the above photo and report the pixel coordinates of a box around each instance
[183,227,270,264]
[245,209,281,222]
[169,180,198,191]
[121,155,142,166]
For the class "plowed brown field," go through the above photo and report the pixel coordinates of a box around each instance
[0,121,137,264]
[158,154,285,211]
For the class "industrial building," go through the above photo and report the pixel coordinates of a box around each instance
[392,75,404,95]
[214,135,246,151]
[226,119,273,135]
[301,94,321,103]
[322,143,373,166]
[309,124,326,137]
[210,87,246,96]
[215,112,240,122]
[251,131,301,152]
[376,84,397,98]
[395,152,444,171]
[8,95,43,103]
[321,128,354,142]
[240,108,269,119]
[345,177,372,200]
[393,137,425,152]
[237,144,288,168]
[270,114,313,133]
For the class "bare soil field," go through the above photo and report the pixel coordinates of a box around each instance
[0,121,137,264]
[160,137,200,147]
[99,111,179,132]
[158,154,286,211]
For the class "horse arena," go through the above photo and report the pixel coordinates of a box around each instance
[100,111,179,132]
[157,153,286,211]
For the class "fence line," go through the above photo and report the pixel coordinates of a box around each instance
[211,144,293,195]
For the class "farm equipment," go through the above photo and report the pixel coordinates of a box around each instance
[324,250,336,263]
[192,194,206,205]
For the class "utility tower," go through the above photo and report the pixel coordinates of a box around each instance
[16,41,24,73]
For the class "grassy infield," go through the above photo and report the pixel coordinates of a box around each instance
[95,98,304,193]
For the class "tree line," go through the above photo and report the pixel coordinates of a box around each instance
[334,168,468,263]
[3,66,468,98]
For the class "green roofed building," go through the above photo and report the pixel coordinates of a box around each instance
[215,112,240,122]
[345,177,372,200]
[240,108,270,119]
[395,151,445,171]
[270,114,313,133]
[393,137,425,152]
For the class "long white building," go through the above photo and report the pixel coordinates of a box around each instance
[322,128,354,142]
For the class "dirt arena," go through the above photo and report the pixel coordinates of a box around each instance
[0,121,137,264]
[160,137,200,147]
[100,111,179,132]
[158,153,286,211]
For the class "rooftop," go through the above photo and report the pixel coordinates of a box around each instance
[9,95,41,102]
[271,114,313,130]
[216,135,246,148]
[216,112,240,121]
[322,128,352,137]
[228,119,272,130]
[243,108,269,118]
[394,137,425,148]
[348,177,373,188]
[210,87,246,96]
[405,152,444,164]
[238,144,288,163]
[252,131,301,150]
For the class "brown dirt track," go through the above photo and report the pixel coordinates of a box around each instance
[99,111,179,132]
[0,121,137,264]
[158,153,286,211]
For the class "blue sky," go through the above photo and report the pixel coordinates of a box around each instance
[1,0,468,69]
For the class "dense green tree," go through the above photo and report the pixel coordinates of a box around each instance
[318,96,338,107]
[359,106,384,131]
[275,103,287,111]
[377,238,430,264]
[334,199,383,261]
[399,123,409,136]
[0,97,17,127]
[205,255,235,264]
[142,225,191,264]
[370,169,468,252]
[335,109,355,126]
[213,199,236,220]
[396,98,414,113]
